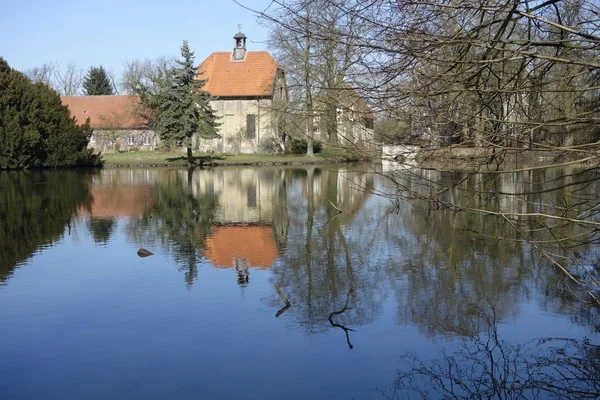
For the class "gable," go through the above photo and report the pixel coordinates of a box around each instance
[197,51,281,98]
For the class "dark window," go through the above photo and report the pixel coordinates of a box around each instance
[246,114,256,139]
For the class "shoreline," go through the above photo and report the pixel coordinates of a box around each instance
[103,158,355,168]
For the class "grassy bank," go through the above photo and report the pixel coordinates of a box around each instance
[102,147,359,167]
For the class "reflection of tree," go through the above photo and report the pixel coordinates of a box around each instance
[269,167,384,347]
[328,289,355,350]
[386,166,600,306]
[88,217,117,244]
[385,305,600,399]
[383,168,600,338]
[127,169,218,288]
[0,170,92,283]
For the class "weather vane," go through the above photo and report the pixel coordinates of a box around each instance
[237,24,242,32]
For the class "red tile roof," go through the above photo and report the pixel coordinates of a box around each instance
[197,51,280,98]
[61,95,147,129]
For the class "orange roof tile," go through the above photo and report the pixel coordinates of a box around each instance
[204,225,278,269]
[197,51,280,98]
[61,95,147,129]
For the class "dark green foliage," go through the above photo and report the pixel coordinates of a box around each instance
[290,137,322,154]
[0,57,101,169]
[82,66,114,95]
[0,170,93,283]
[138,40,220,165]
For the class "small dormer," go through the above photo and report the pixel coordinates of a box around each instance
[233,31,247,61]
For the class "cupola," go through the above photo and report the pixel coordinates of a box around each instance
[233,31,247,61]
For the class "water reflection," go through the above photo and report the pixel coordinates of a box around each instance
[192,167,289,286]
[0,165,599,398]
[127,168,219,288]
[385,304,600,399]
[0,170,92,283]
[267,166,384,342]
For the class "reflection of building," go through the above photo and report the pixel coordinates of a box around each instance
[191,168,289,277]
[301,167,373,216]
[78,170,156,218]
[204,225,278,270]
[192,168,284,224]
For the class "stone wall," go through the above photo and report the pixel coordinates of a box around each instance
[89,129,158,153]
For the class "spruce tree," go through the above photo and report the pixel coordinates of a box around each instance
[82,66,114,95]
[138,40,220,165]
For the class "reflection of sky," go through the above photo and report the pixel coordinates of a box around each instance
[1,168,599,400]
[0,218,433,399]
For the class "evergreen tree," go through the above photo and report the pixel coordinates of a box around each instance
[82,66,114,95]
[0,57,100,169]
[138,40,220,165]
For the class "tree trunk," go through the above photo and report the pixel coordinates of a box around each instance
[306,103,314,157]
[186,146,195,166]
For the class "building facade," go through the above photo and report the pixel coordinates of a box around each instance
[196,32,288,153]
[61,32,288,154]
[61,95,156,153]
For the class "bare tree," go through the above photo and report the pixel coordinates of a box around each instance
[260,0,367,154]
[54,62,84,96]
[120,56,176,95]
[25,62,56,88]
[247,0,600,305]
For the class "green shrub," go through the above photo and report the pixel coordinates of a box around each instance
[290,137,322,154]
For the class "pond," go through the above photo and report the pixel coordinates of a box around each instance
[0,165,598,399]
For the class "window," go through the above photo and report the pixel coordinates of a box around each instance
[90,134,95,143]
[246,114,256,139]
[143,136,150,146]
[128,136,135,146]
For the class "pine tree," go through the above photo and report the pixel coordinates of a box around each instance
[138,40,220,165]
[82,66,114,95]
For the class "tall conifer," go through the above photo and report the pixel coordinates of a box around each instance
[82,66,114,95]
[138,40,220,165]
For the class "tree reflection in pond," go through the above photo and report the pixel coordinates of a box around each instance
[126,168,218,288]
[88,217,117,245]
[379,167,600,338]
[383,305,600,399]
[0,170,92,283]
[268,167,385,344]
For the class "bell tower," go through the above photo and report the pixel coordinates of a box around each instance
[233,29,247,61]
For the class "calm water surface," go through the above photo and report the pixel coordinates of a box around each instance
[0,165,598,399]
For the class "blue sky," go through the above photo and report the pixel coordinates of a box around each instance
[1,0,273,82]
